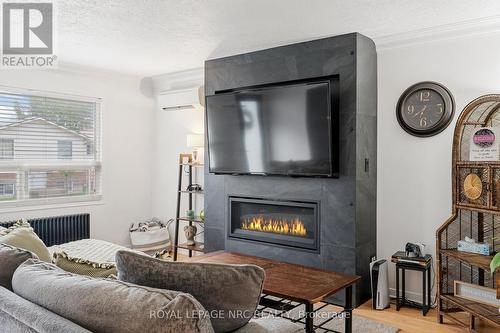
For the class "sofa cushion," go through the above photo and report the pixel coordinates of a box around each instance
[0,243,38,290]
[12,259,214,333]
[116,250,265,333]
[0,228,51,262]
[0,286,92,333]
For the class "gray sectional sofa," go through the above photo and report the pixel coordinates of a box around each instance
[0,244,303,333]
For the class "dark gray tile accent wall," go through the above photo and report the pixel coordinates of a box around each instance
[204,32,377,306]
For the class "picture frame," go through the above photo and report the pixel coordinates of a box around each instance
[454,280,500,307]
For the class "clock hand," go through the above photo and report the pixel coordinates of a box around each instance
[413,105,428,118]
[413,111,424,118]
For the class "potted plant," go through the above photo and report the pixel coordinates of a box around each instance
[491,252,500,274]
[489,237,500,273]
[489,238,500,302]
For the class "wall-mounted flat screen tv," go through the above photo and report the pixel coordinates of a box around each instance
[206,79,338,177]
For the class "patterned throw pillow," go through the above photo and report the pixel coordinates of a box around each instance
[49,239,143,278]
[52,252,117,278]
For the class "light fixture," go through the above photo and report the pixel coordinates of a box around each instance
[186,134,204,163]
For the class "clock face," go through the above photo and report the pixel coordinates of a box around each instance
[396,82,455,137]
[401,89,445,131]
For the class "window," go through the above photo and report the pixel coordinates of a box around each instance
[58,140,72,159]
[0,88,101,206]
[86,142,92,155]
[0,183,15,198]
[0,138,14,159]
[0,173,17,200]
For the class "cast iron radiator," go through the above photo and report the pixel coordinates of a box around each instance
[0,213,90,246]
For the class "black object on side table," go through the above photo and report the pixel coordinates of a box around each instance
[391,252,432,316]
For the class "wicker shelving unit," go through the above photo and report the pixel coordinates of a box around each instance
[436,95,500,332]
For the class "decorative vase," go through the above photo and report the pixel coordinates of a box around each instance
[184,225,197,246]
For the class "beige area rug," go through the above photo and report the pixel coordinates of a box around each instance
[260,299,400,333]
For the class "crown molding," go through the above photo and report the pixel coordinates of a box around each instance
[144,16,500,82]
[374,15,500,50]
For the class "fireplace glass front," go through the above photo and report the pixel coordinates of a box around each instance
[229,197,319,251]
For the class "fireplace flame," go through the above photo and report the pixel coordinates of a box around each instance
[241,216,307,236]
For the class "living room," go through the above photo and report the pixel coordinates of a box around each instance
[0,1,499,333]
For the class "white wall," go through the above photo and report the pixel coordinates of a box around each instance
[377,31,500,301]
[44,30,495,296]
[141,29,500,297]
[151,69,205,253]
[3,29,497,299]
[0,66,155,246]
[151,107,204,220]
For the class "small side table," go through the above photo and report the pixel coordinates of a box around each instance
[394,255,432,316]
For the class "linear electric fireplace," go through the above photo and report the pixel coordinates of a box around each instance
[229,197,319,252]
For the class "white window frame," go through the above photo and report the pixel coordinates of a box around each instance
[0,86,102,209]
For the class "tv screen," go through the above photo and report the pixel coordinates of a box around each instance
[206,81,334,177]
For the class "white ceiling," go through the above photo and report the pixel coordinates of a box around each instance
[57,0,500,77]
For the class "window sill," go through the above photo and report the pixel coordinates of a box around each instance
[0,195,104,214]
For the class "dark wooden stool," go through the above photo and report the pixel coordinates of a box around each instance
[394,256,432,316]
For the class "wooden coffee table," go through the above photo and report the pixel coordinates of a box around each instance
[189,251,361,333]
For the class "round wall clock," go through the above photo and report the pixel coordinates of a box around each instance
[396,81,455,137]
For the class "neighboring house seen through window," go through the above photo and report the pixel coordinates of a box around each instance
[0,88,101,206]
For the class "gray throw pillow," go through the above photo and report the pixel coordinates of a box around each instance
[12,259,214,333]
[0,243,38,290]
[116,250,265,333]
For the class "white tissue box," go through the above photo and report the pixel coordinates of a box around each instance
[457,240,491,255]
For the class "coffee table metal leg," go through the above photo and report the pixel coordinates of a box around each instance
[345,286,353,333]
[305,302,314,333]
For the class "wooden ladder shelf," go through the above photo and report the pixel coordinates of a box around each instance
[172,153,205,261]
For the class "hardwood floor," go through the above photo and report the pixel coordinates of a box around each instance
[179,253,497,332]
[326,300,498,333]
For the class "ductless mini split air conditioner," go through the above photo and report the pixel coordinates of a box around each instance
[158,86,204,111]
